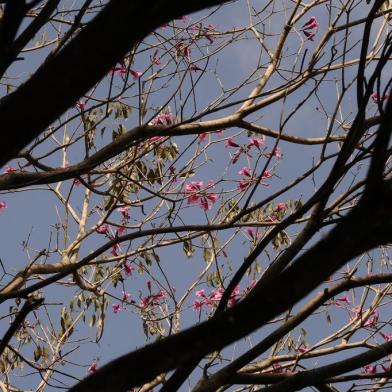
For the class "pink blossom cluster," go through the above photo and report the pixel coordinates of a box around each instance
[349,306,379,327]
[4,165,16,173]
[184,181,218,210]
[225,137,265,163]
[302,16,319,41]
[149,113,174,126]
[112,291,133,314]
[362,361,391,375]
[371,91,390,103]
[75,100,85,110]
[198,129,224,142]
[109,66,142,80]
[193,281,257,312]
[140,282,167,309]
[246,227,261,240]
[0,201,7,212]
[193,287,239,311]
[188,22,216,45]
[334,294,351,307]
[237,166,272,190]
[95,206,131,259]
[87,362,98,374]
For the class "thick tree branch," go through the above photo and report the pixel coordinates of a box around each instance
[0,0,231,168]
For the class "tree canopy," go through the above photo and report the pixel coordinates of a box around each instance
[1,1,392,391]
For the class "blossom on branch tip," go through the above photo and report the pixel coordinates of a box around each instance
[130,69,142,80]
[122,291,131,302]
[123,261,134,276]
[380,332,392,341]
[3,165,15,173]
[184,181,217,210]
[111,244,121,257]
[190,64,203,72]
[364,310,379,327]
[117,206,130,220]
[267,147,282,159]
[246,227,260,240]
[238,166,251,177]
[371,92,390,103]
[87,362,98,374]
[362,364,378,374]
[96,224,108,235]
[274,203,286,212]
[335,295,351,306]
[112,303,121,314]
[150,113,173,126]
[110,66,127,76]
[302,16,319,41]
[248,137,264,149]
[224,137,240,148]
[75,101,85,110]
[198,133,208,142]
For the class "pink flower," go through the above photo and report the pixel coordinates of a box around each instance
[117,225,126,235]
[184,181,217,210]
[246,228,261,240]
[0,201,8,211]
[176,15,188,21]
[112,303,121,314]
[76,101,85,110]
[130,69,142,80]
[248,137,264,149]
[362,364,377,374]
[117,206,130,219]
[190,64,203,72]
[224,137,240,148]
[111,244,121,257]
[246,227,255,239]
[303,31,316,41]
[4,165,16,173]
[349,305,362,321]
[193,300,203,311]
[210,288,224,301]
[122,291,132,302]
[96,224,108,235]
[205,34,214,44]
[239,166,251,177]
[335,295,351,306]
[267,147,282,159]
[150,113,173,126]
[371,92,390,103]
[238,180,250,190]
[302,16,319,30]
[151,50,161,65]
[195,289,206,298]
[198,133,208,142]
[298,344,309,353]
[123,261,134,276]
[365,310,379,327]
[302,16,319,41]
[110,66,127,76]
[380,332,392,342]
[274,203,286,212]
[87,362,98,374]
[302,17,319,41]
